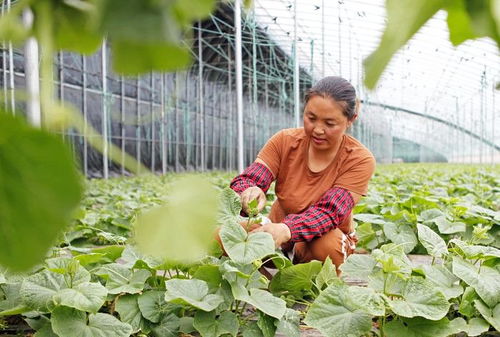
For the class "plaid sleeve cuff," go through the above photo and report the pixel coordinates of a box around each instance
[283,187,354,242]
[230,162,274,194]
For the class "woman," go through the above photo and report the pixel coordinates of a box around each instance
[230,76,375,273]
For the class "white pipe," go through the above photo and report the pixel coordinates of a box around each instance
[22,8,41,127]
[293,0,300,127]
[235,0,244,172]
[101,43,109,179]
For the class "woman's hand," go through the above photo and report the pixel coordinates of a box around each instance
[240,186,266,214]
[251,223,291,248]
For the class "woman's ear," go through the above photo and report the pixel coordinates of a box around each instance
[347,114,358,128]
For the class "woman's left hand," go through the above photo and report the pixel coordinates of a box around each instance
[251,223,291,248]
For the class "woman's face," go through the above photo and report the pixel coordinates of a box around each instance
[303,95,353,151]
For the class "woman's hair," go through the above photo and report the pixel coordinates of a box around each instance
[304,76,359,120]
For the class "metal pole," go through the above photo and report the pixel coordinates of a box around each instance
[82,56,88,177]
[120,75,125,175]
[198,21,205,171]
[23,8,41,127]
[151,74,155,172]
[7,0,15,114]
[293,0,300,127]
[161,74,167,174]
[235,0,244,172]
[321,0,325,78]
[101,43,109,179]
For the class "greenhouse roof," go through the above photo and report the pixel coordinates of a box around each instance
[252,0,500,159]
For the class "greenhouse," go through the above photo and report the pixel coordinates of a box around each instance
[0,0,499,336]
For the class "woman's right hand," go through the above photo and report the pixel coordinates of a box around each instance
[240,186,266,214]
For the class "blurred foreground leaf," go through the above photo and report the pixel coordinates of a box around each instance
[134,176,218,263]
[0,111,82,271]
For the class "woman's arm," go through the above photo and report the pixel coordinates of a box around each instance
[230,159,274,213]
[253,187,354,245]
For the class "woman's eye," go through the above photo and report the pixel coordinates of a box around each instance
[326,123,335,127]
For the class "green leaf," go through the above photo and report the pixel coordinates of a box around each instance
[434,216,466,234]
[466,317,491,336]
[91,245,125,262]
[242,321,264,337]
[316,256,338,290]
[192,265,222,290]
[269,261,322,297]
[416,224,448,258]
[387,277,450,320]
[276,308,300,337]
[53,282,107,313]
[355,222,378,249]
[384,317,462,337]
[219,221,275,265]
[383,222,418,253]
[218,188,243,226]
[451,239,500,259]
[474,300,500,331]
[452,256,500,307]
[419,209,444,222]
[445,0,476,45]
[0,112,83,271]
[51,306,132,337]
[20,270,66,312]
[257,311,277,337]
[164,279,223,312]
[372,243,413,275]
[95,263,151,294]
[115,294,151,333]
[464,0,500,44]
[193,310,239,337]
[246,289,286,319]
[354,213,387,225]
[422,264,463,299]
[304,282,385,337]
[339,254,378,281]
[363,0,443,89]
[138,290,175,324]
[51,2,102,53]
[150,313,180,337]
[46,257,90,285]
[135,176,218,263]
[111,41,191,75]
[173,0,217,23]
[459,287,479,318]
[0,10,30,44]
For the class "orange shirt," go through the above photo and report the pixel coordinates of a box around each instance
[257,128,375,224]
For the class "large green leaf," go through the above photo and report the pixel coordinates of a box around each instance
[416,224,448,258]
[218,187,243,226]
[372,243,413,275]
[95,263,151,294]
[363,0,443,89]
[315,256,338,290]
[451,239,500,259]
[164,279,223,312]
[384,317,465,337]
[339,254,378,281]
[115,294,151,333]
[383,222,418,253]
[0,112,83,271]
[246,289,286,319]
[304,282,385,337]
[387,277,450,320]
[219,221,275,264]
[45,257,91,286]
[422,264,463,299]
[53,282,107,313]
[269,260,322,297]
[276,308,300,337]
[433,216,466,234]
[138,290,174,324]
[51,306,132,337]
[452,256,500,307]
[20,270,66,312]
[135,176,218,263]
[459,287,479,318]
[446,0,476,45]
[150,313,180,337]
[474,300,500,331]
[193,310,239,337]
